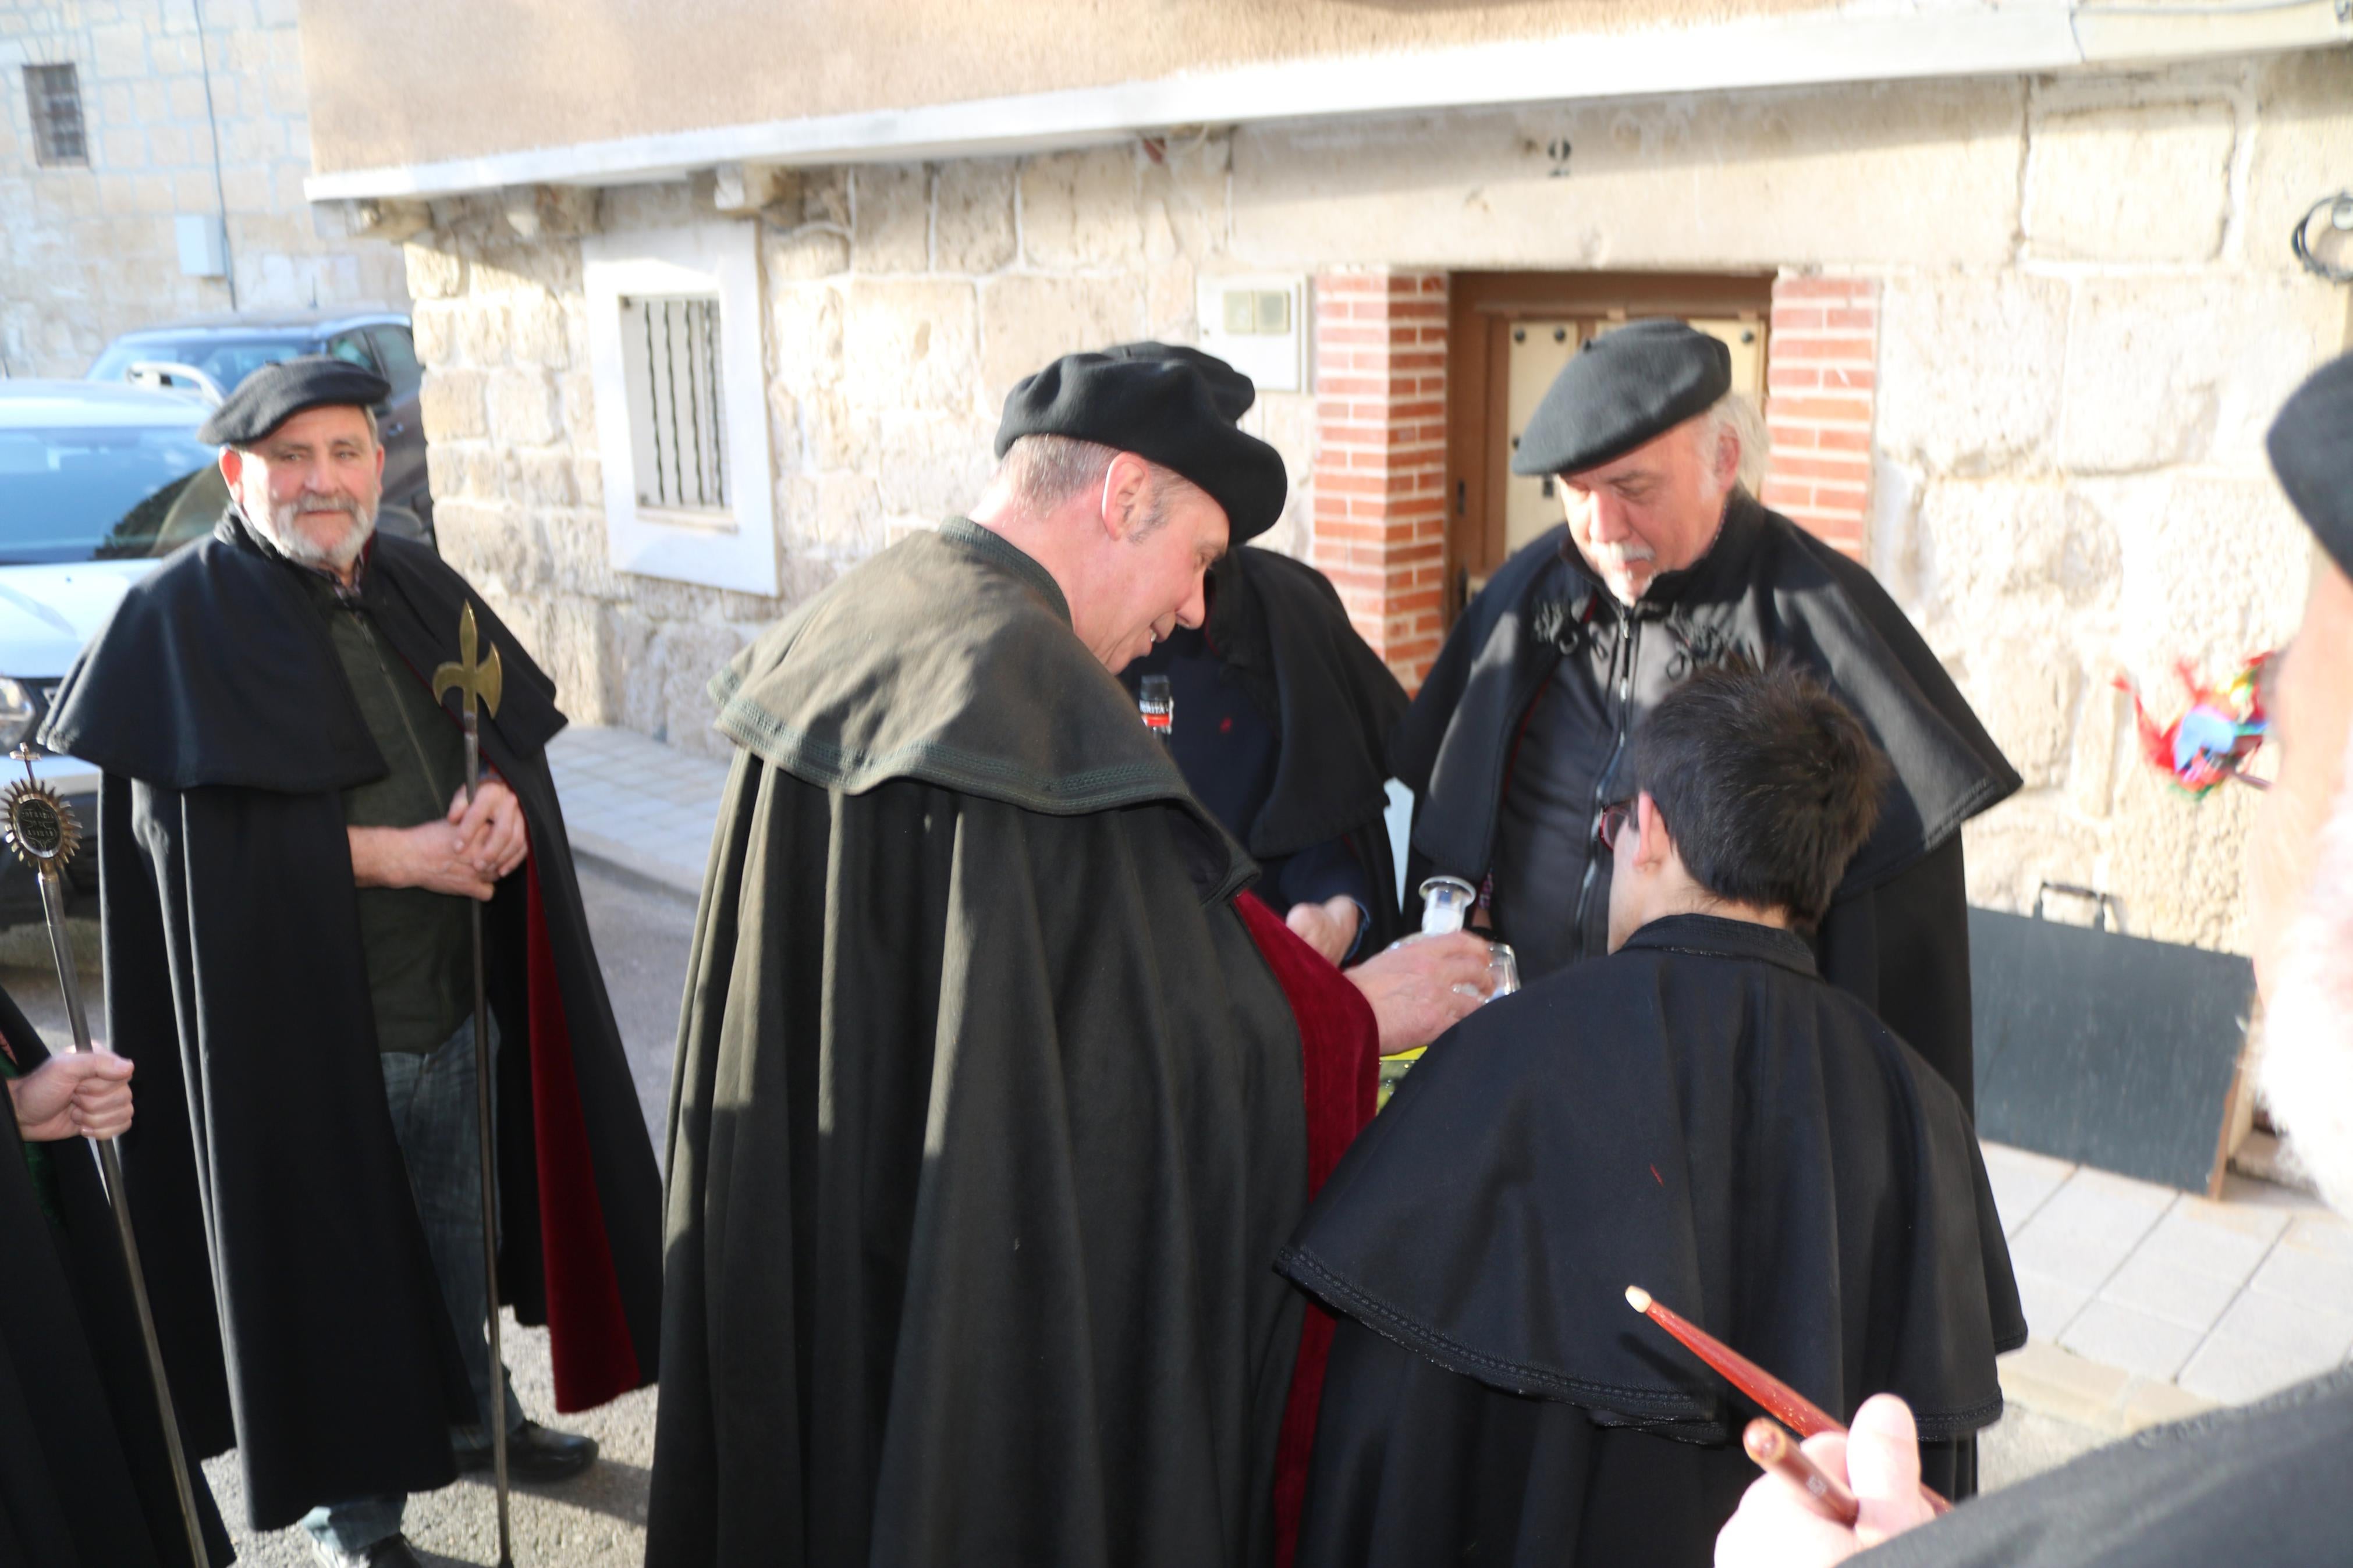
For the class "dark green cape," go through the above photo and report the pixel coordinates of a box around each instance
[649,521,1353,1567]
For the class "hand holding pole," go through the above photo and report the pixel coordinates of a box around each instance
[433,606,516,1568]
[5,746,211,1567]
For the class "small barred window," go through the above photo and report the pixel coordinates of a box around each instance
[24,63,86,167]
[618,294,729,514]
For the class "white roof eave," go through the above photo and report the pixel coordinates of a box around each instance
[302,0,2353,202]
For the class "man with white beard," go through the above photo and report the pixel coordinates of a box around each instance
[1713,350,2353,1567]
[42,357,663,1568]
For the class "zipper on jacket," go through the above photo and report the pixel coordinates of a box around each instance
[1568,616,1640,959]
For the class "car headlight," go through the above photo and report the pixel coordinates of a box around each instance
[0,679,38,750]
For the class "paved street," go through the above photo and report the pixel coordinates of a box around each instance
[2,727,2348,1562]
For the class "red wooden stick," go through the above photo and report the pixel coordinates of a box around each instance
[1624,1285,1841,1437]
[1625,1285,1953,1516]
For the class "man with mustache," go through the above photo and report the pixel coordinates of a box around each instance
[1712,350,2353,1566]
[1394,321,2017,1112]
[43,357,663,1568]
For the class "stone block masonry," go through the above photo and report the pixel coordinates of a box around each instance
[405,50,2351,973]
[0,0,407,377]
[407,140,1323,760]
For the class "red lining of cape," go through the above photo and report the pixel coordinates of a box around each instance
[526,855,643,1409]
[1236,892,1380,1568]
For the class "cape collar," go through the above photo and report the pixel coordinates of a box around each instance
[1618,911,1818,977]
[938,517,1071,626]
[221,503,381,597]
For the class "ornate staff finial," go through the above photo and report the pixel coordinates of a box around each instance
[3,745,80,873]
[433,602,504,724]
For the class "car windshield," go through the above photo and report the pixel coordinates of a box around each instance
[0,424,228,564]
[87,335,315,390]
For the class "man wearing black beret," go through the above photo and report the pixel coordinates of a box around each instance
[1106,343,1411,965]
[43,357,663,1567]
[1393,319,2018,1111]
[650,346,1499,1568]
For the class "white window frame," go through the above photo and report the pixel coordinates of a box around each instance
[583,221,777,595]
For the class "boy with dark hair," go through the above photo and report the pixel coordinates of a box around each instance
[1279,660,2023,1568]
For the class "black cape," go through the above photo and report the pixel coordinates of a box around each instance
[1124,547,1409,949]
[650,520,1357,1567]
[1279,915,2025,1568]
[1392,499,2019,1111]
[0,985,234,1568]
[1858,1366,2353,1566]
[39,514,663,1528]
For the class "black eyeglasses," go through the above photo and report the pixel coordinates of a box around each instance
[1596,798,1635,853]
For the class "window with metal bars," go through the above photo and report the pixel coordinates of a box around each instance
[24,63,87,167]
[618,294,729,514]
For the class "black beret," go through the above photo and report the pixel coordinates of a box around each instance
[2267,350,2353,582]
[1099,341,1257,422]
[996,349,1288,541]
[1510,319,1732,477]
[197,354,391,446]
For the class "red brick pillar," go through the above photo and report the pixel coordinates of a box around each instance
[1762,274,1880,561]
[1310,269,1449,689]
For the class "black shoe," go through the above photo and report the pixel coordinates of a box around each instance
[457,1418,599,1483]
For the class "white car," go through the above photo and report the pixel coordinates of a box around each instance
[0,379,420,922]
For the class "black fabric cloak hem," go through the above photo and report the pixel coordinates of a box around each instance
[39,514,662,1529]
[1857,1366,2353,1567]
[1390,497,2020,902]
[1208,549,1407,861]
[1277,913,2025,1447]
[1202,547,1408,951]
[0,985,235,1568]
[650,518,1321,1568]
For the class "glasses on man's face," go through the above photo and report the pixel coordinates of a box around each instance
[1596,799,1635,854]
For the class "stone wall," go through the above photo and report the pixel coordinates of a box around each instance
[0,0,406,377]
[404,138,1316,759]
[403,48,2353,953]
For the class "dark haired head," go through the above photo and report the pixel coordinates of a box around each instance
[1630,657,1890,926]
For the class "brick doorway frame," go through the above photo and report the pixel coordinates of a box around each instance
[1312,268,1882,692]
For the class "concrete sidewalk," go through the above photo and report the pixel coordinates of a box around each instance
[547,724,731,897]
[543,724,2353,1444]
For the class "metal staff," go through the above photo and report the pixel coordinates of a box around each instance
[432,605,514,1568]
[3,746,210,1567]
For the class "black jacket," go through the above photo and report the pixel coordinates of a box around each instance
[1392,498,2018,1108]
[1123,547,1409,951]
[40,514,662,1528]
[1280,914,2025,1567]
[1859,1366,2353,1566]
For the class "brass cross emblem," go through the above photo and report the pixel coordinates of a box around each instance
[432,602,504,724]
